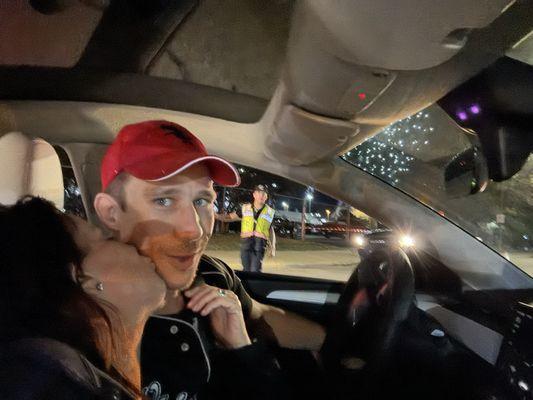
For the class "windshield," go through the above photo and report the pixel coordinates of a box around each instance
[342,105,532,277]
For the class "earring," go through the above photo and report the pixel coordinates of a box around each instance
[96,282,104,291]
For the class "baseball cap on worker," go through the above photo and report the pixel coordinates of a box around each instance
[101,120,241,190]
[254,184,268,194]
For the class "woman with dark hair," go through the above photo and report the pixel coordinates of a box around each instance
[0,197,166,399]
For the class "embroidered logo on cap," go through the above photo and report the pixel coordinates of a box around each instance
[160,124,194,145]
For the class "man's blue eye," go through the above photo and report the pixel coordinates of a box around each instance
[194,198,210,207]
[154,198,173,207]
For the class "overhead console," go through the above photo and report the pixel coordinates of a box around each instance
[285,0,512,120]
[264,0,531,165]
[498,302,533,399]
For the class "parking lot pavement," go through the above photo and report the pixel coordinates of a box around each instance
[508,252,533,277]
[204,249,359,282]
[204,250,533,282]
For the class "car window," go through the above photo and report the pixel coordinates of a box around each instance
[206,164,376,282]
[342,105,532,277]
[53,145,87,218]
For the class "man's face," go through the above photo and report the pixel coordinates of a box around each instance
[115,163,216,291]
[253,190,268,205]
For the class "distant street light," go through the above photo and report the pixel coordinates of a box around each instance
[325,209,331,221]
[305,193,313,213]
[282,201,289,211]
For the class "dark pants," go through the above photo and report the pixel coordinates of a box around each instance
[240,236,267,272]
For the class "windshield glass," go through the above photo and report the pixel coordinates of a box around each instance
[342,105,532,277]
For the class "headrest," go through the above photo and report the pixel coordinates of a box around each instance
[0,132,64,209]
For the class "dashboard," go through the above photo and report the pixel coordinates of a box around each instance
[497,302,533,400]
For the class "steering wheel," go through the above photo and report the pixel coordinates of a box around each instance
[321,249,415,377]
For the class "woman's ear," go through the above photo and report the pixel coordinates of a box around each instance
[69,263,98,293]
[94,193,121,231]
[78,274,99,294]
[68,263,78,283]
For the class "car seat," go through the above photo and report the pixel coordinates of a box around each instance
[0,131,64,208]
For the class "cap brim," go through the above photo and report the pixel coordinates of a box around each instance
[147,155,241,187]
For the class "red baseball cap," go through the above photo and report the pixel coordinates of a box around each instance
[101,120,241,190]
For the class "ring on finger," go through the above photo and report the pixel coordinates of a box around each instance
[217,288,227,297]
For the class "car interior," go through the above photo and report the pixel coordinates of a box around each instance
[1,1,532,399]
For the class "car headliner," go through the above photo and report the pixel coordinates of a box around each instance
[1,0,531,158]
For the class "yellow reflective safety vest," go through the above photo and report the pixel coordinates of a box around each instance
[240,203,275,239]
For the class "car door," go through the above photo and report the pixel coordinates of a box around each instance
[237,271,345,326]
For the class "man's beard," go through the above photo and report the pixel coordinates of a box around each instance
[140,233,210,290]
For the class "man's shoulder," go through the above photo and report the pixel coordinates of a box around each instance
[199,254,232,273]
[198,254,236,289]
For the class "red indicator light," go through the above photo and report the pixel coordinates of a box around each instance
[358,92,367,100]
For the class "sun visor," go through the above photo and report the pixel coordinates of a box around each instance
[0,2,104,68]
[0,132,63,208]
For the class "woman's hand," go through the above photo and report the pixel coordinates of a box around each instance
[185,284,252,349]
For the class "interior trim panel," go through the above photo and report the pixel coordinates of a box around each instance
[267,290,340,305]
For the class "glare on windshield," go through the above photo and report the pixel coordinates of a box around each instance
[342,105,532,277]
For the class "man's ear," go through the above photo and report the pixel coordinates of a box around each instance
[94,192,122,231]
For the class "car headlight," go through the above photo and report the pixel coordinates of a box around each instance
[353,235,366,247]
[399,235,415,248]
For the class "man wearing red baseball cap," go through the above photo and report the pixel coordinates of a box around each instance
[94,120,324,399]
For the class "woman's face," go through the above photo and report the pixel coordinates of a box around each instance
[69,215,166,318]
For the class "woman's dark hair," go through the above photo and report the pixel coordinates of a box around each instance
[0,197,136,393]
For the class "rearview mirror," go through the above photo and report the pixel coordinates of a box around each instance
[438,57,533,184]
[478,123,531,182]
[444,146,489,198]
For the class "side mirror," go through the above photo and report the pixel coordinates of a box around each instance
[444,146,489,198]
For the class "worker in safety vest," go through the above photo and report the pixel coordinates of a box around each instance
[216,185,276,272]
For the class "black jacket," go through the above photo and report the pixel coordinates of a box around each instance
[0,338,136,400]
[141,255,288,400]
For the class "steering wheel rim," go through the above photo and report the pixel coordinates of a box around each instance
[321,249,415,374]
